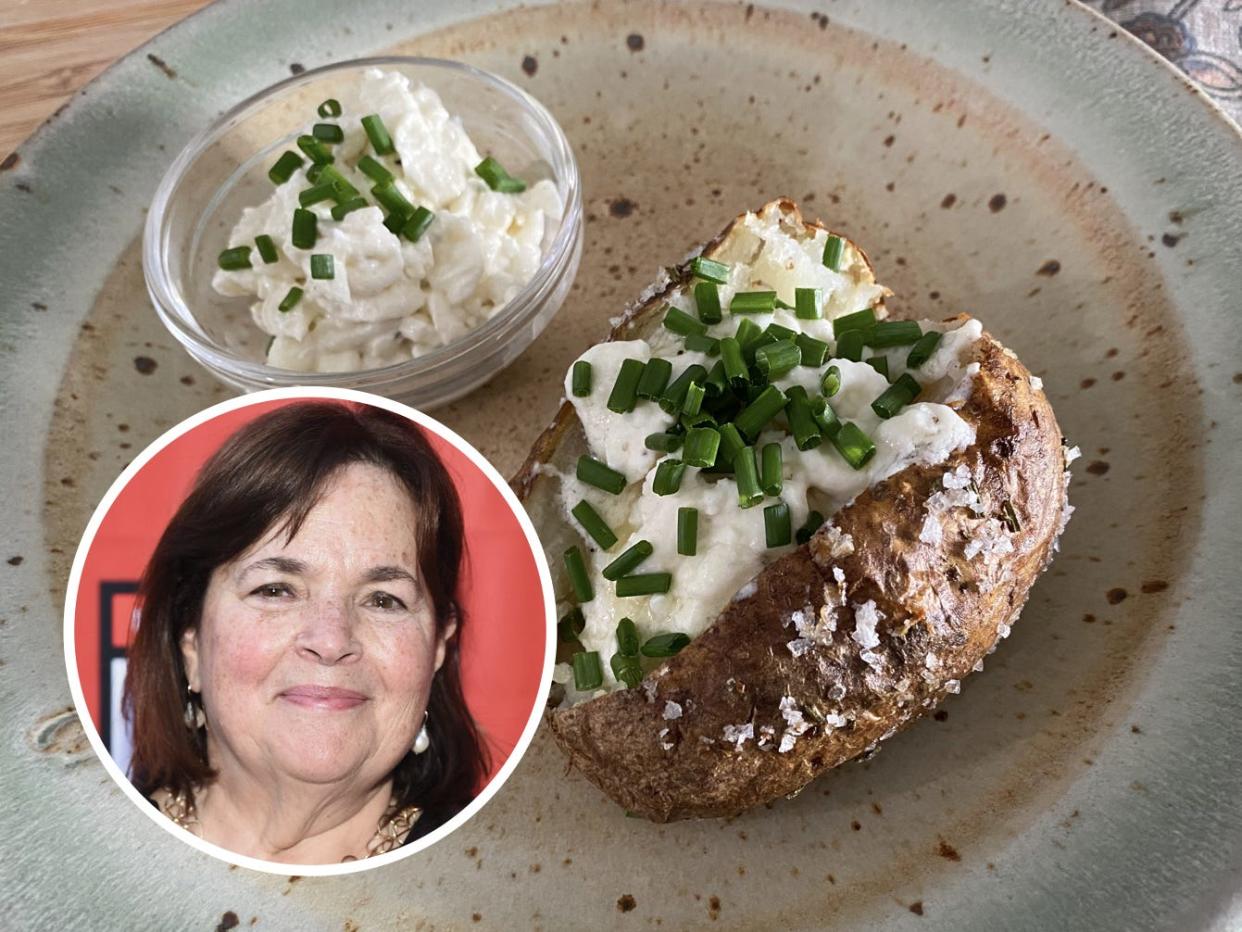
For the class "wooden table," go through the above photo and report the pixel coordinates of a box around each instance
[0,0,212,157]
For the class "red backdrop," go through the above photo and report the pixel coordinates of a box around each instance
[73,398,547,789]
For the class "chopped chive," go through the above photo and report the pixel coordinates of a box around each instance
[812,396,841,438]
[331,197,369,221]
[730,290,778,314]
[765,322,797,342]
[291,208,317,249]
[577,455,627,494]
[268,150,304,184]
[217,246,252,271]
[684,333,721,356]
[822,234,845,271]
[644,432,683,453]
[607,358,645,413]
[907,330,944,368]
[836,328,865,362]
[357,154,394,185]
[641,632,690,656]
[831,422,877,469]
[754,339,801,380]
[572,650,603,690]
[382,212,405,236]
[785,386,823,451]
[663,306,708,337]
[401,206,435,242]
[718,423,746,467]
[683,426,720,468]
[652,459,687,496]
[1001,500,1022,533]
[760,443,783,496]
[719,337,749,387]
[795,510,825,545]
[734,385,788,441]
[571,499,618,550]
[371,183,415,219]
[734,317,764,349]
[690,256,730,284]
[563,546,594,602]
[796,333,830,368]
[872,373,922,419]
[677,507,699,556]
[317,98,342,118]
[474,155,526,192]
[616,618,641,656]
[795,287,823,320]
[299,182,337,208]
[277,286,303,312]
[312,122,344,144]
[764,501,792,547]
[694,281,722,324]
[734,445,764,508]
[603,540,654,580]
[682,381,706,417]
[572,360,592,397]
[821,365,842,397]
[315,164,360,200]
[310,254,334,280]
[557,606,585,642]
[680,410,716,432]
[867,319,923,348]
[617,573,673,597]
[867,355,890,379]
[704,359,729,396]
[833,307,876,336]
[254,234,278,264]
[306,163,325,183]
[610,651,642,688]
[659,364,708,414]
[296,134,334,165]
[775,297,794,311]
[637,358,674,401]
[361,114,395,155]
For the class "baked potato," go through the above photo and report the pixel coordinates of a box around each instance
[513,199,1073,822]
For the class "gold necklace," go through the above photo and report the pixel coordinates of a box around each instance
[158,787,422,861]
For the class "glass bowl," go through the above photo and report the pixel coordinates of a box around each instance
[143,56,583,408]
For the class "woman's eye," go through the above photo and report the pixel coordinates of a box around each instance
[367,591,407,611]
[251,583,291,599]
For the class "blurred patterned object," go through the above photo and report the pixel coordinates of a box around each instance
[1085,0,1242,121]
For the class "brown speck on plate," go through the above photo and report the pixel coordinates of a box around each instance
[1141,580,1169,594]
[626,32,644,51]
[940,193,956,208]
[988,193,1007,212]
[608,197,637,218]
[0,153,18,172]
[216,912,240,932]
[909,901,925,916]
[1086,460,1110,475]
[521,55,538,76]
[146,53,177,79]
[1161,233,1182,247]
[289,62,305,75]
[6,556,23,566]
[133,356,158,375]
[1107,588,1128,605]
[937,839,962,862]
[617,894,637,912]
[1037,259,1061,276]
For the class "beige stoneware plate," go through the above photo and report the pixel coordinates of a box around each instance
[2,0,1240,928]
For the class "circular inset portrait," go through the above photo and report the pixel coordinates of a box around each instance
[64,389,553,874]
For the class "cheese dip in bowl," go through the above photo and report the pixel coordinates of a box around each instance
[144,57,582,407]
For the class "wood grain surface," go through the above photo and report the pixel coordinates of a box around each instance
[0,0,211,157]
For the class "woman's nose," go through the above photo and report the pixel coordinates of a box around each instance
[295,601,361,664]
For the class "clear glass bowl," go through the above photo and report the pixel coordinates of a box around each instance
[143,56,583,408]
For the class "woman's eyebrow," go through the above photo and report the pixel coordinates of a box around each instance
[239,556,308,579]
[364,565,418,585]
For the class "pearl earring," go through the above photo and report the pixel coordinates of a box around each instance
[413,710,430,754]
[183,690,205,730]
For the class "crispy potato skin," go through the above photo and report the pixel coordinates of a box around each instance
[512,202,1068,822]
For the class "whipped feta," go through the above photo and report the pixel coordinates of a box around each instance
[213,68,563,373]
[556,204,981,699]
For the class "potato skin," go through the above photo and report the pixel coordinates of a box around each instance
[513,202,1069,822]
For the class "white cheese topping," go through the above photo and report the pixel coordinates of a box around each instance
[213,68,563,372]
[556,204,982,700]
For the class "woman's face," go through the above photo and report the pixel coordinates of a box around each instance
[181,463,451,791]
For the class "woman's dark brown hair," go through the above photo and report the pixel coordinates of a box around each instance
[123,400,488,819]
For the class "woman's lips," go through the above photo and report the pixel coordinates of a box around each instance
[279,685,368,711]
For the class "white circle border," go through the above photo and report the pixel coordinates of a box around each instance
[61,386,557,877]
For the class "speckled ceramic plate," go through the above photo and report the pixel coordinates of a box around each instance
[3,1,1240,929]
